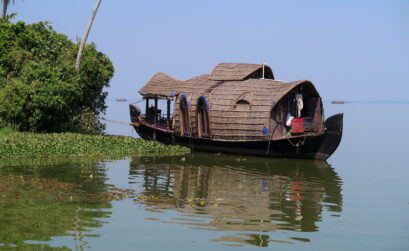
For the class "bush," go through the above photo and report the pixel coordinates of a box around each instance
[0,17,114,133]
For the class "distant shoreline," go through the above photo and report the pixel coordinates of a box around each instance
[324,100,409,104]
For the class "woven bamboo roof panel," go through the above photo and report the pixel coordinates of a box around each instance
[139,72,182,98]
[209,63,273,81]
[204,79,318,141]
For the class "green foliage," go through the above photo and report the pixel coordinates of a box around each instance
[0,132,190,158]
[69,107,106,135]
[0,125,17,136]
[0,18,114,133]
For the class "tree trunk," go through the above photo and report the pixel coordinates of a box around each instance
[2,0,9,18]
[75,0,102,71]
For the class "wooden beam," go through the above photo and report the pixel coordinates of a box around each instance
[167,99,171,128]
[154,98,158,124]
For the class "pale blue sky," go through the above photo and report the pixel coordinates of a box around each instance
[8,0,409,102]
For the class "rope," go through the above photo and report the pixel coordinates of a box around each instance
[266,109,282,155]
[287,136,307,148]
[130,99,145,105]
[266,123,278,155]
[98,117,137,126]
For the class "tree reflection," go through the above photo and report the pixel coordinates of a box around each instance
[0,159,112,250]
[130,153,343,247]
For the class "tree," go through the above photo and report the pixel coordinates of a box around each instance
[76,0,102,71]
[1,0,14,18]
[0,18,114,133]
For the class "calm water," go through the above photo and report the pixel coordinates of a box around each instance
[0,103,408,250]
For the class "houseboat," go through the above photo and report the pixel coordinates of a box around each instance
[129,63,343,160]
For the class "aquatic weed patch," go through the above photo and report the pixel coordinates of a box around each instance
[0,133,189,158]
[0,175,138,202]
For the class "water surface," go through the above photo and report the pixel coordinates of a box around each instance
[1,103,408,250]
[0,155,343,249]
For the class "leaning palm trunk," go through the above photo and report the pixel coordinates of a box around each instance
[2,4,6,18]
[75,0,102,71]
[2,0,11,18]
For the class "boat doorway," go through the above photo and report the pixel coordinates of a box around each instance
[197,96,210,138]
[268,87,324,138]
[180,95,190,136]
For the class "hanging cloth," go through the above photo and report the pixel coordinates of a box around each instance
[296,94,303,118]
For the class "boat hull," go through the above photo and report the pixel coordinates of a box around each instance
[131,113,343,160]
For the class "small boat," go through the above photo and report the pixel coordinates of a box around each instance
[116,98,127,102]
[331,100,346,104]
[130,63,343,160]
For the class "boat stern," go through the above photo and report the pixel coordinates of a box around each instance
[315,113,343,160]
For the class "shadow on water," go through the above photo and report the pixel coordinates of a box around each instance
[0,158,113,250]
[130,153,343,247]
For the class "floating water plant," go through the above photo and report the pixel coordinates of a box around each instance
[0,132,189,158]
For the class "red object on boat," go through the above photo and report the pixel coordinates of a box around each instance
[291,118,305,133]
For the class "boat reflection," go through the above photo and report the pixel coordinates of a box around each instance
[130,153,343,246]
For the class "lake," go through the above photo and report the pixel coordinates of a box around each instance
[0,102,408,250]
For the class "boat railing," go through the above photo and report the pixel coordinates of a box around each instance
[143,113,173,129]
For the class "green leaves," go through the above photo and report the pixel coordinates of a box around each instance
[0,18,114,133]
[0,132,190,158]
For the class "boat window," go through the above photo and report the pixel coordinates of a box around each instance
[236,100,250,105]
[235,92,252,106]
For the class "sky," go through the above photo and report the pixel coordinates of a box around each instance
[7,0,409,102]
[6,0,409,135]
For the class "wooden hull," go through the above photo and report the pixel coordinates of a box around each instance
[131,113,343,160]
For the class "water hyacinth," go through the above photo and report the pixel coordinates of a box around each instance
[0,132,189,158]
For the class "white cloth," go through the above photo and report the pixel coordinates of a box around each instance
[286,113,294,127]
[296,94,303,118]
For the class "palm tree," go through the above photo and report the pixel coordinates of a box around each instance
[2,0,14,18]
[75,0,102,71]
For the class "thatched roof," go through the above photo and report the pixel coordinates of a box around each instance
[209,63,274,81]
[139,72,182,98]
[138,63,275,98]
[138,63,320,141]
[173,78,318,141]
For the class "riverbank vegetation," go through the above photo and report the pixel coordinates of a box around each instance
[0,17,190,159]
[0,16,113,134]
[0,129,189,158]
